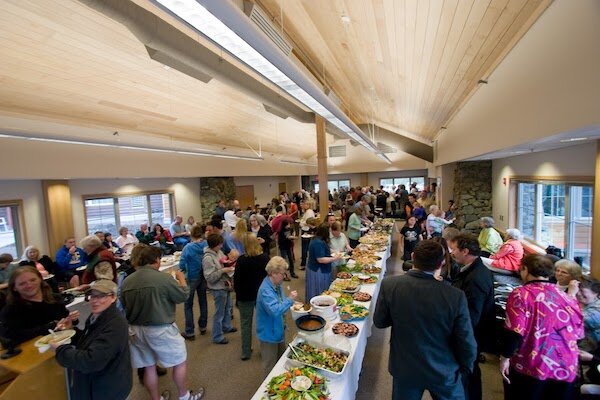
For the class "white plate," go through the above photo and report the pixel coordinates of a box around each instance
[43,274,55,280]
[76,265,87,271]
[35,329,76,352]
[301,234,314,239]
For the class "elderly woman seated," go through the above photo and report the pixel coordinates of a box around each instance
[481,228,524,275]
[79,235,118,284]
[478,217,503,257]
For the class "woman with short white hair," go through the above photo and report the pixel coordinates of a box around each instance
[79,235,117,284]
[481,228,524,275]
[478,217,503,257]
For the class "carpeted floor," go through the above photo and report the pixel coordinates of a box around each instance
[126,223,505,400]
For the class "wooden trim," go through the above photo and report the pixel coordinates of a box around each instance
[510,176,594,184]
[592,141,600,279]
[0,199,27,253]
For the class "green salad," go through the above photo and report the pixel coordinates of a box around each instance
[288,342,348,373]
[265,367,329,400]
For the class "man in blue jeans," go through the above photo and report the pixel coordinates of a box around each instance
[170,216,191,250]
[179,225,208,340]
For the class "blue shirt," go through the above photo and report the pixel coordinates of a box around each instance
[256,277,293,343]
[221,231,234,255]
[179,240,208,281]
[55,246,88,272]
[307,238,332,273]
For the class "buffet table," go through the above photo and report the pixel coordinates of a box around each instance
[251,235,392,400]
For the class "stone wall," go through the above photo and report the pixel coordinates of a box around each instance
[453,161,492,234]
[199,177,235,221]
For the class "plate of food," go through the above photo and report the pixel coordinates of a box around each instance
[35,329,76,352]
[264,367,330,400]
[336,271,353,279]
[362,265,382,274]
[321,290,353,307]
[339,304,369,321]
[352,292,372,302]
[329,279,360,293]
[287,337,350,376]
[301,234,314,239]
[362,275,378,284]
[332,322,359,338]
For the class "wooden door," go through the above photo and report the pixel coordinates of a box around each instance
[278,182,286,194]
[236,185,255,210]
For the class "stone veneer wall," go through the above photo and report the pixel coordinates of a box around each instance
[453,161,492,234]
[199,177,235,221]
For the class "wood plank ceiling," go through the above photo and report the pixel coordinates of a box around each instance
[0,0,317,158]
[257,0,551,140]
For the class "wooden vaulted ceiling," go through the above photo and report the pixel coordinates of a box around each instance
[0,0,317,158]
[257,0,551,140]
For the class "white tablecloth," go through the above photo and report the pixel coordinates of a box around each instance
[251,240,392,400]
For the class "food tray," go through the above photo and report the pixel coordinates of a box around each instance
[286,336,350,378]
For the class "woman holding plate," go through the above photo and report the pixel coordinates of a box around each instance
[305,224,342,300]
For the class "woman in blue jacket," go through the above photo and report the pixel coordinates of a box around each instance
[255,256,298,376]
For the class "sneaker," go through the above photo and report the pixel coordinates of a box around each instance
[181,333,196,341]
[214,338,229,344]
[160,389,170,400]
[225,327,238,334]
[188,388,206,400]
[200,329,207,336]
[290,273,299,278]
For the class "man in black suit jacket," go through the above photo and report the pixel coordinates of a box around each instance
[374,240,477,400]
[451,233,495,400]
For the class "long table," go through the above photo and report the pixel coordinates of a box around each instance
[251,238,392,400]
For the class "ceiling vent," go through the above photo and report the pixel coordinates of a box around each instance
[244,2,293,56]
[377,142,397,154]
[328,145,346,158]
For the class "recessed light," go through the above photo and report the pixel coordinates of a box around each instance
[163,65,171,70]
[559,137,587,143]
[341,15,351,24]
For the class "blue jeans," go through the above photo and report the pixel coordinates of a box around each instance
[173,236,190,249]
[301,236,311,266]
[210,289,233,342]
[184,277,208,335]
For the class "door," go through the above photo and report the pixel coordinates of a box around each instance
[278,182,287,194]
[236,185,255,210]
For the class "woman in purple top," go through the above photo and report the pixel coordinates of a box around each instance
[500,254,583,400]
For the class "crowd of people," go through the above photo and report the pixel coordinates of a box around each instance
[0,182,597,400]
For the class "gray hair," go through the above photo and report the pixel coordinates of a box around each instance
[480,217,495,228]
[255,214,268,227]
[20,245,39,262]
[505,228,522,240]
[79,235,103,250]
[265,256,289,275]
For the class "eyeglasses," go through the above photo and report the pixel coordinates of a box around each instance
[85,293,113,301]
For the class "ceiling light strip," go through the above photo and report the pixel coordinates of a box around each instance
[154,0,391,164]
[0,133,263,161]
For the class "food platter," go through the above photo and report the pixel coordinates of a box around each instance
[331,322,359,338]
[352,292,372,302]
[264,367,330,400]
[321,290,353,306]
[329,279,360,293]
[336,272,353,279]
[339,304,369,321]
[287,337,350,377]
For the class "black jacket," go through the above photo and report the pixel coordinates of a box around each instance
[374,270,477,391]
[55,304,132,400]
[234,253,269,302]
[452,257,495,350]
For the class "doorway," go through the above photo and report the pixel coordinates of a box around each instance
[236,185,255,210]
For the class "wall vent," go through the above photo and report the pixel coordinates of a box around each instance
[244,2,293,56]
[328,145,346,158]
[377,142,397,154]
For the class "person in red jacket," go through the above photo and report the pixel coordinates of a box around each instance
[153,223,177,255]
[481,228,524,275]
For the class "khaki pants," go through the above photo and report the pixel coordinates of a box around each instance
[260,341,285,377]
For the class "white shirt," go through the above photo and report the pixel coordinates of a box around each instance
[300,209,315,231]
[224,210,239,228]
[115,234,138,255]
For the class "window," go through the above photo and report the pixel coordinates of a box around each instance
[379,176,425,193]
[84,192,175,235]
[0,201,26,258]
[516,180,593,268]
[314,179,351,193]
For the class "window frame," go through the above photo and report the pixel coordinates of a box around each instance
[313,179,351,193]
[0,199,27,258]
[379,176,426,192]
[511,175,594,267]
[82,190,176,235]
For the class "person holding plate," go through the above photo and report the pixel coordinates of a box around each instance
[0,265,78,344]
[305,224,342,300]
[52,279,132,400]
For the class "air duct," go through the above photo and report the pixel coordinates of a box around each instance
[358,124,433,162]
[77,0,314,124]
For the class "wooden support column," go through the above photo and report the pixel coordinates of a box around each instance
[42,180,75,254]
[316,115,329,221]
[591,140,600,279]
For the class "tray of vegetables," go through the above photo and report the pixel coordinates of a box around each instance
[321,290,353,306]
[287,337,350,377]
[263,366,330,400]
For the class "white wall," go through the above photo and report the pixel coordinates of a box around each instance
[492,143,596,232]
[0,180,48,255]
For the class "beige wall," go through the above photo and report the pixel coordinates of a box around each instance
[0,180,48,256]
[492,144,596,232]
[233,176,302,206]
[435,0,600,165]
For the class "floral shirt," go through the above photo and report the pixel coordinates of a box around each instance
[580,298,600,352]
[505,281,583,382]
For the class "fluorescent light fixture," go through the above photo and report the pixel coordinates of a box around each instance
[279,158,317,166]
[154,0,391,164]
[559,137,588,143]
[0,132,263,161]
